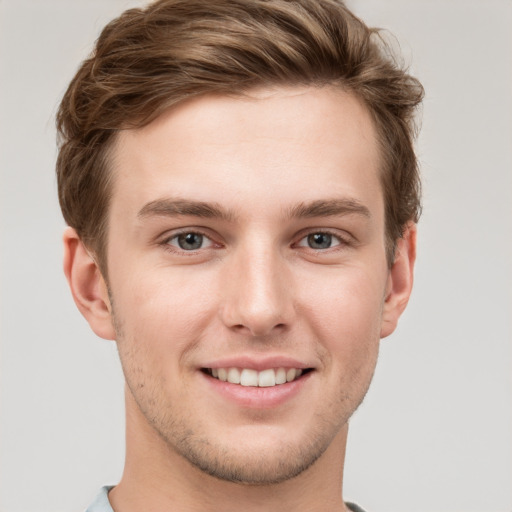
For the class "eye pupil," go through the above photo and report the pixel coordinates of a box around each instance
[178,233,203,250]
[307,233,332,249]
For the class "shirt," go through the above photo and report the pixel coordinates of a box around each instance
[85,486,368,511]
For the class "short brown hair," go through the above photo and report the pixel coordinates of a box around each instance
[56,0,424,272]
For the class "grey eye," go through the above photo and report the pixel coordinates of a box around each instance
[307,233,333,249]
[176,232,204,250]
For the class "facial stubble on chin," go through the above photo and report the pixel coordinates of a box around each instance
[134,394,353,486]
[108,289,375,486]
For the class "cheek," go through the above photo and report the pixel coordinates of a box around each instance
[110,267,219,359]
[300,266,385,365]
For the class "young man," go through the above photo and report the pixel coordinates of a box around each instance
[57,1,423,510]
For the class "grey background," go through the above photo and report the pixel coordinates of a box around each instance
[1,1,511,511]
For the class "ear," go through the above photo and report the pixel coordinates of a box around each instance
[63,227,116,340]
[380,223,417,339]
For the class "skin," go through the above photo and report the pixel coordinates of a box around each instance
[64,86,416,512]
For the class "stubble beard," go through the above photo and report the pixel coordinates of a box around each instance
[110,291,375,486]
[152,411,341,485]
[122,365,364,486]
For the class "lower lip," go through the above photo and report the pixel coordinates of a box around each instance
[201,371,312,409]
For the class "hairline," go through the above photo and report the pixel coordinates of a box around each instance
[90,84,403,277]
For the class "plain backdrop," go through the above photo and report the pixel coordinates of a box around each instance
[1,1,511,511]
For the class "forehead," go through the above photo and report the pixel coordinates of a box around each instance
[110,86,382,220]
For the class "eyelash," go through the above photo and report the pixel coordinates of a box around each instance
[160,229,218,254]
[159,228,352,255]
[295,230,350,251]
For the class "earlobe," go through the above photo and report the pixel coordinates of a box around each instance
[380,223,417,339]
[63,227,116,340]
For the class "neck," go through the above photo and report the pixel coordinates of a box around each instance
[109,388,351,512]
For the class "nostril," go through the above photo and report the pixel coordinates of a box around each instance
[230,322,285,338]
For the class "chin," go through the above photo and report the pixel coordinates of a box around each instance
[175,438,327,485]
[163,421,340,485]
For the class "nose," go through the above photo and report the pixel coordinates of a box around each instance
[220,242,294,337]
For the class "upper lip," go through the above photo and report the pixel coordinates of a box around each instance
[201,355,313,372]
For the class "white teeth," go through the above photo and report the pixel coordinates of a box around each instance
[286,368,297,382]
[275,367,287,385]
[227,367,241,384]
[209,367,305,387]
[240,369,258,386]
[258,369,276,387]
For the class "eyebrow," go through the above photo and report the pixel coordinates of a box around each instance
[137,198,237,222]
[286,199,371,219]
[137,197,371,222]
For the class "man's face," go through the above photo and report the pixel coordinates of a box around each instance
[105,86,392,483]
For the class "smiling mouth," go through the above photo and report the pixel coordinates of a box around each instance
[202,367,312,387]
